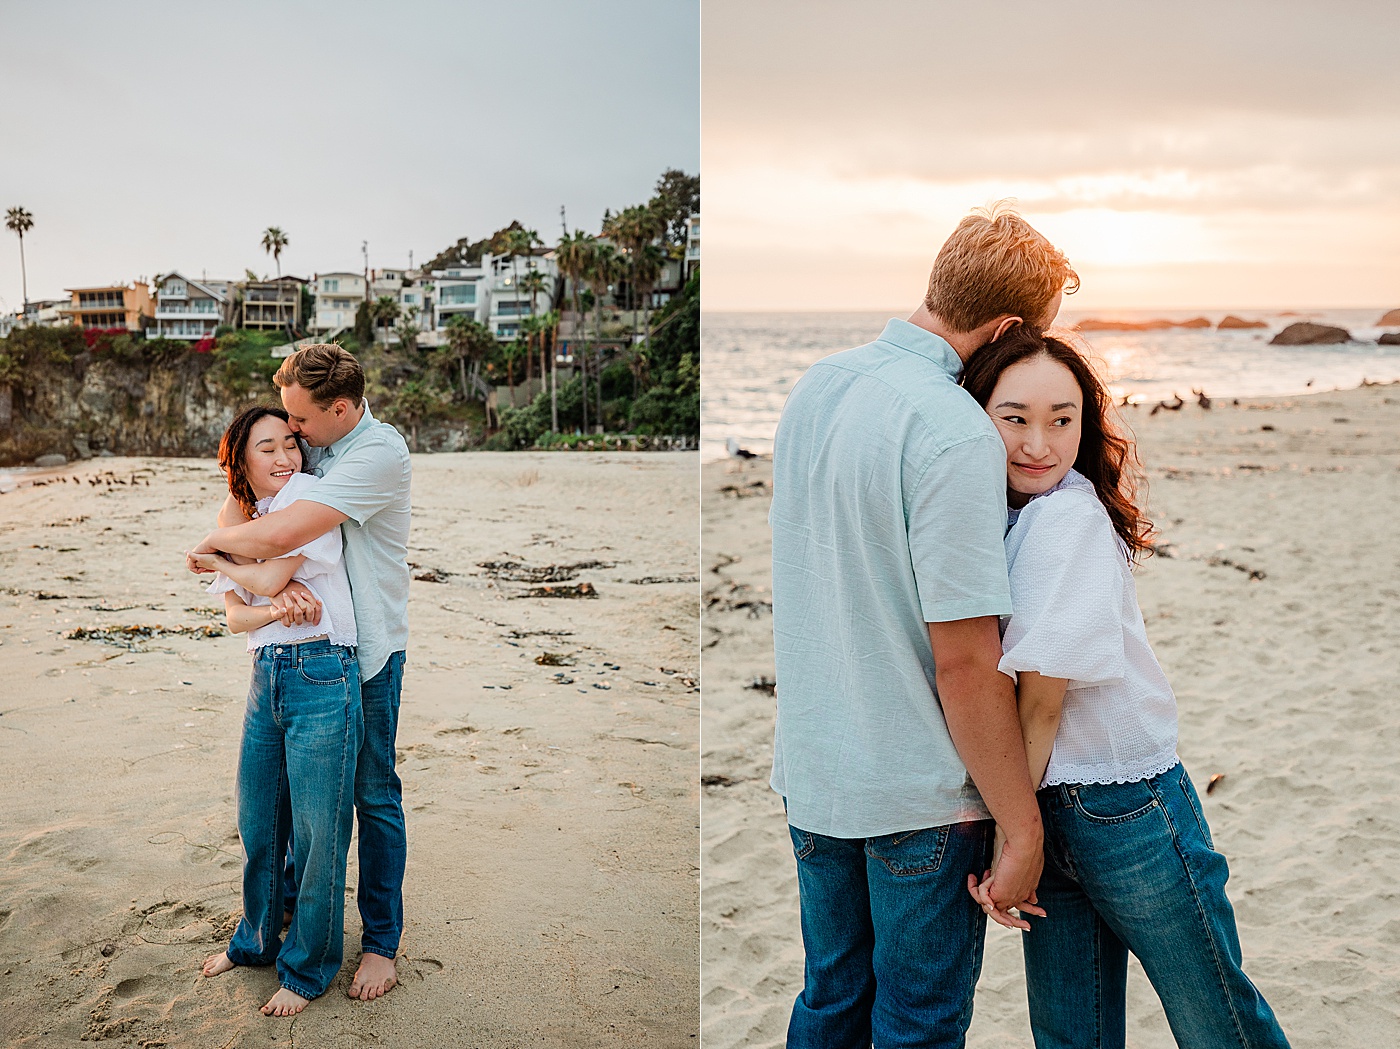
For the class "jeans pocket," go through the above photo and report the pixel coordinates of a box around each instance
[1070,780,1160,825]
[865,826,950,876]
[298,652,348,686]
[789,824,816,861]
[1176,769,1215,850]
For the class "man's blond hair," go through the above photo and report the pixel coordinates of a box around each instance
[273,343,365,407]
[925,201,1079,333]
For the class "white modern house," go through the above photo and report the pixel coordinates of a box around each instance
[430,264,488,333]
[312,272,366,332]
[150,273,228,341]
[426,253,557,341]
[684,213,700,279]
[484,252,558,340]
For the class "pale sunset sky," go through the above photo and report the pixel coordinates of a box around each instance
[0,1,698,311]
[703,0,1400,312]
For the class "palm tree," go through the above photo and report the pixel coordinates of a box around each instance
[502,226,541,330]
[633,242,665,351]
[445,316,495,402]
[555,230,596,433]
[5,206,34,312]
[372,295,400,344]
[584,242,622,432]
[394,380,438,452]
[394,305,421,352]
[261,227,289,278]
[519,269,548,319]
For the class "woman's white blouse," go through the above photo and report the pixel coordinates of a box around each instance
[1000,469,1178,788]
[207,472,357,652]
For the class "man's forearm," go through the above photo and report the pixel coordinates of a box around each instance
[939,663,1042,841]
[203,516,297,560]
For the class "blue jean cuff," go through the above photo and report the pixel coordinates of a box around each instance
[360,946,399,960]
[279,975,322,1000]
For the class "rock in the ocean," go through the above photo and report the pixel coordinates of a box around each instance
[1376,308,1400,326]
[1218,315,1269,330]
[1269,322,1350,346]
[1378,332,1400,345]
[35,453,67,468]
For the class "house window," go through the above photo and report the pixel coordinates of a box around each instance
[439,284,476,305]
[324,278,339,292]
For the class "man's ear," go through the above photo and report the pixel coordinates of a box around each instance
[991,315,1023,341]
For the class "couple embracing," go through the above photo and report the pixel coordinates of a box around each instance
[770,205,1293,1048]
[185,344,410,1016]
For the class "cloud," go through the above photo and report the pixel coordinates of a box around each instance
[702,0,1400,308]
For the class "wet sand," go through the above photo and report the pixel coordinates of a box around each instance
[701,383,1400,1047]
[0,451,698,1047]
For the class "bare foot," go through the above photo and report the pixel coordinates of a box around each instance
[202,952,236,978]
[347,953,398,1001]
[261,987,310,1016]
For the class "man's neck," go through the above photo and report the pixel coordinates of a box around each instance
[905,304,983,362]
[325,400,367,447]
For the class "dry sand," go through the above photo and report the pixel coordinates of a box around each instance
[0,451,698,1047]
[701,383,1400,1048]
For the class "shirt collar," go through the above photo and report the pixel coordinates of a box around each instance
[326,399,375,459]
[876,318,964,378]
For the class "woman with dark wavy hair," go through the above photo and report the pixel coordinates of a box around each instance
[960,328,1291,1049]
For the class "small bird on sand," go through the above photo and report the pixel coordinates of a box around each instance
[726,437,757,460]
[1193,387,1212,410]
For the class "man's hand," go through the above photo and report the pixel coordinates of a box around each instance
[269,581,322,627]
[967,825,1046,931]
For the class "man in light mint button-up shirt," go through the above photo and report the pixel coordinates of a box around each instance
[193,344,411,1002]
[770,204,1076,1047]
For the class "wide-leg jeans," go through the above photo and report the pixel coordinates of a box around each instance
[227,640,362,1000]
[786,817,994,1049]
[1022,764,1291,1049]
[283,650,407,959]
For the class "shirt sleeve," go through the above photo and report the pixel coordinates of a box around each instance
[998,491,1128,687]
[269,473,343,579]
[296,437,408,526]
[206,571,247,601]
[907,433,1013,623]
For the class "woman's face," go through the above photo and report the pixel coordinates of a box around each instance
[243,415,302,501]
[985,354,1083,508]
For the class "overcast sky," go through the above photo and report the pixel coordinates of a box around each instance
[703,0,1400,310]
[0,0,698,309]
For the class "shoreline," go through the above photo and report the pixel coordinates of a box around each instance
[701,382,1400,1047]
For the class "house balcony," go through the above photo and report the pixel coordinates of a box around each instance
[155,304,221,318]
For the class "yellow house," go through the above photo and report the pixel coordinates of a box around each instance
[62,281,154,331]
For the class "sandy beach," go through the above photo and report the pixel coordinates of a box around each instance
[702,382,1400,1048]
[0,451,698,1047]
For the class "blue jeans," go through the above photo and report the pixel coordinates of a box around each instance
[227,641,362,1000]
[1023,764,1291,1049]
[284,651,406,958]
[787,818,993,1049]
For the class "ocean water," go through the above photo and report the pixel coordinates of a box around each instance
[701,308,1400,461]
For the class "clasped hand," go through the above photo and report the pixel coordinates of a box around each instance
[966,825,1047,932]
[183,548,322,627]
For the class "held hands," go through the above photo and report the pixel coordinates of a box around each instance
[269,581,322,628]
[967,824,1047,932]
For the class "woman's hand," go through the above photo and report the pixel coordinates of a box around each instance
[268,582,322,627]
[186,550,228,574]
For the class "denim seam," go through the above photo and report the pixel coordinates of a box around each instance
[1070,790,1159,826]
[361,946,397,960]
[866,826,949,876]
[1150,777,1251,1049]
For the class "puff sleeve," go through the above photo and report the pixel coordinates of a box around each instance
[998,490,1129,688]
